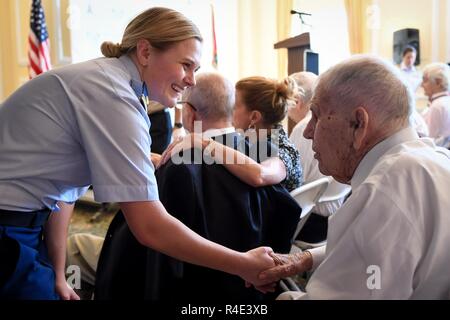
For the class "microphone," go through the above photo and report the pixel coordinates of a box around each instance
[290,10,311,16]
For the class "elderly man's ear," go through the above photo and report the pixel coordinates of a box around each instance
[352,107,369,150]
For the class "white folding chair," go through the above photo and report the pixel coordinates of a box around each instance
[278,178,328,292]
[280,178,349,292]
[289,177,330,242]
[295,177,351,250]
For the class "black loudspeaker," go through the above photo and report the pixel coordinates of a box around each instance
[393,28,420,65]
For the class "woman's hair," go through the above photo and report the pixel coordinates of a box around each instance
[101,7,203,58]
[235,76,297,127]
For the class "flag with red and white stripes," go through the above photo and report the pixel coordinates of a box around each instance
[28,0,51,79]
[211,4,218,69]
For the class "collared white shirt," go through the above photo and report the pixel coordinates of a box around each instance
[423,91,450,140]
[0,55,158,211]
[281,127,450,299]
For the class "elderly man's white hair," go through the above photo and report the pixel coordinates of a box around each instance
[183,72,235,122]
[289,71,317,105]
[423,62,450,92]
[315,55,414,129]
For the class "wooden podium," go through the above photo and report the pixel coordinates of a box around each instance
[274,32,311,134]
[274,32,311,75]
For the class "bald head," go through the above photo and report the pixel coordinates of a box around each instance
[288,72,318,123]
[182,72,235,132]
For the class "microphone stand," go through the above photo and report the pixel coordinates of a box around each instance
[290,10,312,27]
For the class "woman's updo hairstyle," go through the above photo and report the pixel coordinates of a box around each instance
[236,76,298,127]
[101,7,203,58]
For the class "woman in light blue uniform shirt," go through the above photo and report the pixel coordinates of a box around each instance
[0,7,275,299]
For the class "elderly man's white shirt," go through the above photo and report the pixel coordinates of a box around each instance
[283,127,450,299]
[423,93,450,140]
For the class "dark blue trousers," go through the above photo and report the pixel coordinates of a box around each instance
[0,225,59,300]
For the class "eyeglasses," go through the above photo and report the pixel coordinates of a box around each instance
[177,100,197,111]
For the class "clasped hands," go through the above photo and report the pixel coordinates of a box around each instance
[247,250,313,294]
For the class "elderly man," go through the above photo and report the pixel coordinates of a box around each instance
[421,62,450,144]
[95,72,300,300]
[259,56,450,299]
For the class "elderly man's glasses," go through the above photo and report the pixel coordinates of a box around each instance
[177,101,197,111]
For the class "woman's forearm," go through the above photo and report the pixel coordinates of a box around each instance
[120,201,275,285]
[208,141,287,187]
[44,202,74,283]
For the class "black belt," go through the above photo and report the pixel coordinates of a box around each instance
[0,208,51,228]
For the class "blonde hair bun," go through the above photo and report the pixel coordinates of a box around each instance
[100,41,123,58]
[273,78,297,111]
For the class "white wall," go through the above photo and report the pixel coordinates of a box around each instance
[292,0,350,73]
[68,0,240,81]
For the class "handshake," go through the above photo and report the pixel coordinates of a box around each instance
[241,247,313,294]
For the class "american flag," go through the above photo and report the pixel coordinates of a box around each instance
[28,0,51,79]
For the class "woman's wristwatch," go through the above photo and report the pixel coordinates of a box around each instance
[174,122,183,129]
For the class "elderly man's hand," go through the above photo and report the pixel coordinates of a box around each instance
[258,251,313,283]
[245,251,314,293]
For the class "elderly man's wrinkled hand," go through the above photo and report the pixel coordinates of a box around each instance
[258,251,313,283]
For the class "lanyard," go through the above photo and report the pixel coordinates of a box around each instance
[139,82,149,109]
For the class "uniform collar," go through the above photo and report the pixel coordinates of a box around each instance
[118,55,150,110]
[351,127,419,190]
[118,54,143,97]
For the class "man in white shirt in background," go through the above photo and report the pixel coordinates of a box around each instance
[421,62,450,145]
[258,55,450,299]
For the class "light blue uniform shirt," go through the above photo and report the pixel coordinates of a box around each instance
[0,55,159,212]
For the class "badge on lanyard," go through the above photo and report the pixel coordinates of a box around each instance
[139,82,150,110]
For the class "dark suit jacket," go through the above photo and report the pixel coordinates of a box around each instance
[95,132,301,301]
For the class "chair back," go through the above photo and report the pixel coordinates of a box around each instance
[290,177,329,240]
[313,178,352,217]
